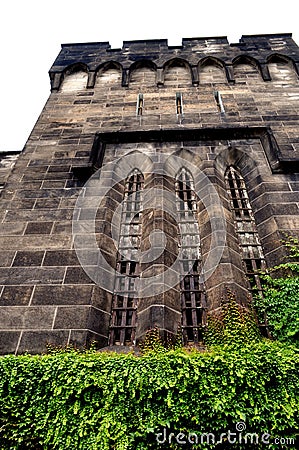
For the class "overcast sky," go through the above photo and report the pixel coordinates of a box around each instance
[0,0,298,152]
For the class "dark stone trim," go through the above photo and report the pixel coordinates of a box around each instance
[121,69,130,87]
[89,127,298,174]
[260,63,272,81]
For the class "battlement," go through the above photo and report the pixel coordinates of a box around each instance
[49,33,299,91]
[51,33,298,66]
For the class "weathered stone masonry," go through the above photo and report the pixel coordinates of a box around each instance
[0,33,298,353]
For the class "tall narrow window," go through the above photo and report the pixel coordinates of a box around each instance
[136,93,144,116]
[176,92,183,115]
[109,170,143,346]
[214,91,225,114]
[225,166,266,296]
[176,168,206,344]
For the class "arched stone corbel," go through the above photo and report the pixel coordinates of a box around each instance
[156,68,164,86]
[191,66,199,85]
[260,63,271,81]
[121,68,130,87]
[87,71,96,88]
[225,64,235,83]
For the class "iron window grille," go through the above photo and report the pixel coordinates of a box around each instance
[175,168,206,344]
[109,170,143,346]
[225,166,271,335]
[225,166,266,296]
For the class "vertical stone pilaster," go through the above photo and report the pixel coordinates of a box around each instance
[137,173,181,339]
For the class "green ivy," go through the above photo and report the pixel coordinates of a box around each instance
[139,326,183,355]
[204,289,261,347]
[254,236,299,345]
[0,342,298,449]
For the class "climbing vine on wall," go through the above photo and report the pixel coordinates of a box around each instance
[254,236,299,345]
[204,289,261,347]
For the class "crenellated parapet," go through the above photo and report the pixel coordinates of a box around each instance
[49,34,299,91]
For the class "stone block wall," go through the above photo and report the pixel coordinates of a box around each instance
[0,34,298,353]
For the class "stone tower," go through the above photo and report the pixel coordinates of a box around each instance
[0,34,298,354]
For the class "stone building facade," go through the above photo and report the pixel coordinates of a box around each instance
[0,33,298,354]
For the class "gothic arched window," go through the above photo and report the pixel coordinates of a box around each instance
[109,170,143,346]
[225,166,266,295]
[175,168,206,344]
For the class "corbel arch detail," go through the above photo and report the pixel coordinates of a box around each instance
[128,60,157,87]
[267,53,299,81]
[59,62,89,92]
[163,58,192,85]
[232,55,263,80]
[94,61,122,87]
[198,57,227,84]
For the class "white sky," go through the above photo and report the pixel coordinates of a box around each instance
[0,0,298,152]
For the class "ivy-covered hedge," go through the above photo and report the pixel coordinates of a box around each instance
[0,342,298,449]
